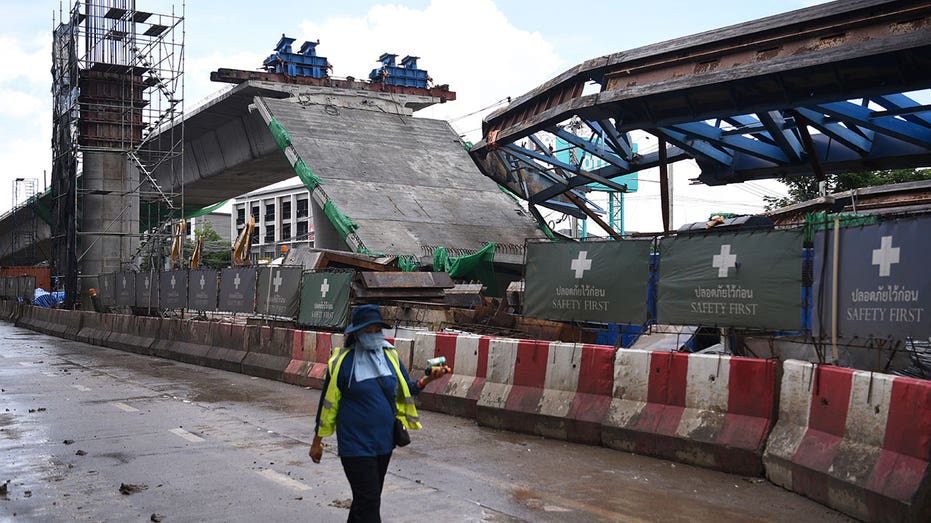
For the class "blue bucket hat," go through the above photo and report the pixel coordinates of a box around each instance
[345,304,390,335]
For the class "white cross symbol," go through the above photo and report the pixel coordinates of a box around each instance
[570,251,592,279]
[234,273,241,290]
[273,271,283,294]
[170,275,177,289]
[122,276,127,288]
[144,276,150,290]
[712,244,738,278]
[320,278,330,298]
[199,274,206,290]
[872,235,900,277]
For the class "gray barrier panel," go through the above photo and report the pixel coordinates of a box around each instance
[219,267,256,313]
[135,270,158,309]
[98,273,117,308]
[524,240,651,324]
[256,266,302,318]
[657,229,804,330]
[160,270,188,309]
[18,276,35,303]
[813,215,931,341]
[188,269,219,310]
[298,272,352,329]
[116,272,136,306]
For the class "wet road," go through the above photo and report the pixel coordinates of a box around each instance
[0,321,852,522]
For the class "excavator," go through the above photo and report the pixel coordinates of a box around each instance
[231,216,255,267]
[168,219,186,270]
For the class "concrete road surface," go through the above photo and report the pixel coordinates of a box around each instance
[0,321,851,522]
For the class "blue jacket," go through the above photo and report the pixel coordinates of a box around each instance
[314,348,422,457]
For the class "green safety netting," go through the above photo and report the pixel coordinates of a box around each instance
[268,118,292,150]
[803,211,878,243]
[294,158,323,190]
[708,212,738,220]
[26,195,52,225]
[433,242,500,295]
[323,200,359,241]
[398,255,418,272]
[139,200,229,232]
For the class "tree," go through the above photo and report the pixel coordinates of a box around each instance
[186,220,231,269]
[764,168,931,210]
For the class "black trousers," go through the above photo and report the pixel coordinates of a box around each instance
[340,453,392,523]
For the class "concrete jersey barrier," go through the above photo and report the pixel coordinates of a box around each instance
[412,332,490,419]
[475,339,616,445]
[602,350,778,476]
[75,310,112,346]
[764,360,931,522]
[241,325,295,381]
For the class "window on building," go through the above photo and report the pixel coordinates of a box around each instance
[264,225,275,243]
[296,221,308,240]
[281,223,291,240]
[250,229,258,244]
[265,203,275,221]
[281,200,291,218]
[236,207,245,225]
[251,206,260,221]
[296,198,309,218]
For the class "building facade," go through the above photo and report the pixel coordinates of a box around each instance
[232,182,314,261]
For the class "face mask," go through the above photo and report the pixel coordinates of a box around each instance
[356,331,385,352]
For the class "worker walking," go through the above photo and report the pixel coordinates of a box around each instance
[310,304,447,522]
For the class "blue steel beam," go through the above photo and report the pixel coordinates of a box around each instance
[502,143,627,200]
[872,94,931,128]
[664,121,789,163]
[591,119,634,157]
[651,128,733,166]
[813,100,931,149]
[549,127,630,170]
[792,107,875,155]
[758,111,805,163]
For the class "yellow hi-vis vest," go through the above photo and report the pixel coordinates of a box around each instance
[316,346,422,438]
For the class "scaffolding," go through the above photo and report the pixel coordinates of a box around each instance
[51,0,185,308]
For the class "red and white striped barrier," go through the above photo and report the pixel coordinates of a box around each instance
[475,338,615,444]
[284,330,342,389]
[763,360,931,522]
[412,332,490,419]
[602,350,778,476]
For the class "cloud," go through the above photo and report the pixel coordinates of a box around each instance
[0,88,46,119]
[297,0,561,141]
[0,34,51,87]
[185,50,267,108]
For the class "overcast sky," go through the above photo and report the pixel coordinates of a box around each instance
[0,0,829,232]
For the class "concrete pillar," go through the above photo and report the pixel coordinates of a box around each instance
[80,151,139,291]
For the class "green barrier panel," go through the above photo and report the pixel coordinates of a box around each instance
[298,272,352,329]
[657,229,804,330]
[256,266,302,318]
[524,240,651,324]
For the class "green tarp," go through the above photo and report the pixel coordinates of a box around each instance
[657,229,804,330]
[524,240,651,324]
[433,243,501,296]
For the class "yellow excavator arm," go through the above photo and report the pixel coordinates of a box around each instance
[232,215,255,267]
[169,219,186,270]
